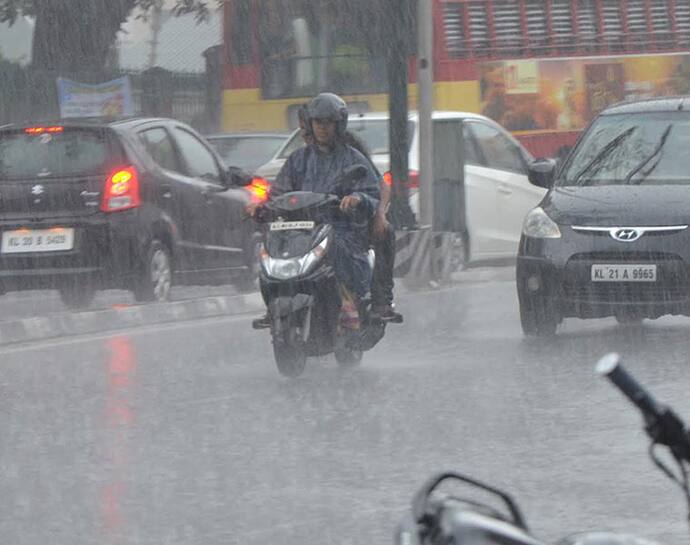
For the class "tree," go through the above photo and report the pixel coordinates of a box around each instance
[297,0,416,226]
[0,0,220,73]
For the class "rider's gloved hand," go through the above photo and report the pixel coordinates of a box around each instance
[245,202,262,219]
[340,195,361,212]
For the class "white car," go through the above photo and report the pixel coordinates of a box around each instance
[255,111,546,265]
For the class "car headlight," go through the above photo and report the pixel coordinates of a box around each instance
[522,207,561,239]
[261,237,329,280]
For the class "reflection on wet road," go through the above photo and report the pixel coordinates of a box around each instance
[101,337,136,545]
[2,280,690,545]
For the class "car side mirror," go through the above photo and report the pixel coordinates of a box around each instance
[225,166,253,188]
[528,158,557,189]
[555,145,573,163]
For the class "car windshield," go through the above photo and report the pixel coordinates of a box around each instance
[559,112,690,186]
[0,128,114,179]
[278,119,415,158]
[347,119,415,155]
[208,135,286,171]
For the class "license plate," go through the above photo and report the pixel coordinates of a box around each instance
[1,228,75,254]
[269,221,315,231]
[591,264,657,282]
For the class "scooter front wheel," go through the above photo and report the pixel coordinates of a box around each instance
[334,348,363,368]
[273,340,307,378]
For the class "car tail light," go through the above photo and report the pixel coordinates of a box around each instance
[101,166,141,212]
[383,169,419,189]
[245,176,270,203]
[407,170,420,189]
[24,126,64,134]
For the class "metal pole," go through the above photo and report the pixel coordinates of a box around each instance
[417,0,434,227]
[387,0,415,229]
[147,1,163,69]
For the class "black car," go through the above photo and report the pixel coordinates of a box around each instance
[517,96,690,335]
[0,118,261,308]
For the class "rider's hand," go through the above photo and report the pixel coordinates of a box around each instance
[245,202,261,218]
[340,195,361,212]
[372,210,389,240]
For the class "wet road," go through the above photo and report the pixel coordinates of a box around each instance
[2,279,690,545]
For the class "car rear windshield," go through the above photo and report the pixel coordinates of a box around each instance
[209,136,286,170]
[559,112,690,186]
[0,127,118,180]
[278,119,415,158]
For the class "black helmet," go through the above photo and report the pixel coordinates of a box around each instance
[306,93,348,136]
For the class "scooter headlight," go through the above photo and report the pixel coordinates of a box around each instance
[261,237,330,280]
[299,237,329,276]
[271,258,302,279]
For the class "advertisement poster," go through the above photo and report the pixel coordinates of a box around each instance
[504,60,539,95]
[57,77,134,118]
[479,53,690,132]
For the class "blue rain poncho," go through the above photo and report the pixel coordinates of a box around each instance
[271,142,381,297]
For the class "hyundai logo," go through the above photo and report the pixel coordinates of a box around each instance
[611,228,642,242]
[31,184,45,196]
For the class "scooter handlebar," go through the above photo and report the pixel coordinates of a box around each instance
[596,353,690,460]
[252,194,346,224]
[596,353,662,419]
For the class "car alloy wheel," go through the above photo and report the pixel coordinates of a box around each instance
[150,247,172,301]
[134,240,172,303]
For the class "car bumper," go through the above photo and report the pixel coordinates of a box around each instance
[0,213,143,291]
[517,228,690,319]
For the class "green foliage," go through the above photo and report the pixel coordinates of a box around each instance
[0,0,220,25]
[0,0,223,70]
[0,0,33,23]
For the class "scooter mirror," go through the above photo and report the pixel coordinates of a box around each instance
[334,164,368,197]
[341,164,367,183]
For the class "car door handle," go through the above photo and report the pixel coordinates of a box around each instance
[497,184,512,195]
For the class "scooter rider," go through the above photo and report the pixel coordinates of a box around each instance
[249,93,381,317]
[342,130,398,320]
[301,102,398,319]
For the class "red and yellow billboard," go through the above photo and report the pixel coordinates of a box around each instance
[479,52,690,133]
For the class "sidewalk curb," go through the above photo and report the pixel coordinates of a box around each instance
[0,266,515,348]
[0,292,265,347]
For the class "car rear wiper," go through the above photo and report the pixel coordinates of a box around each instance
[624,124,673,185]
[569,126,637,185]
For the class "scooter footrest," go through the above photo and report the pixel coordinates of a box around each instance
[252,317,271,330]
[380,312,404,324]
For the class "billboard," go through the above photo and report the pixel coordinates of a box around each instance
[57,77,134,118]
[479,52,690,133]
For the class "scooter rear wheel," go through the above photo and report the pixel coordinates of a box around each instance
[273,341,307,378]
[334,348,363,368]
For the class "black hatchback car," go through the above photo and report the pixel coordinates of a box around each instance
[0,118,261,308]
[517,96,690,335]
